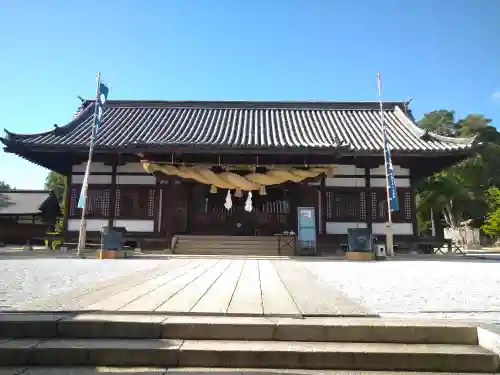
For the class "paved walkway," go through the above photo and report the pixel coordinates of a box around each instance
[16,259,370,316]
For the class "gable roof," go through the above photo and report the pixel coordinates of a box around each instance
[2,100,476,154]
[0,190,59,216]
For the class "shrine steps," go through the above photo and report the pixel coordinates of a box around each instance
[173,235,295,256]
[0,313,498,373]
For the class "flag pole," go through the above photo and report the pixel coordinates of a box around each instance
[430,208,436,237]
[77,72,101,258]
[377,73,395,257]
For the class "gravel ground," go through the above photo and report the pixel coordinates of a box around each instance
[0,259,161,309]
[304,259,500,319]
[1,256,499,322]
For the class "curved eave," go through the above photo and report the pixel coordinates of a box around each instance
[3,101,95,142]
[393,106,477,149]
[421,130,478,146]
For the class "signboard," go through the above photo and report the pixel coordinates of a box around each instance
[297,207,316,251]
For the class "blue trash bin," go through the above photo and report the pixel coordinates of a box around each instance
[100,226,126,251]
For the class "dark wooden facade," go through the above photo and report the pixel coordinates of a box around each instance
[61,164,417,251]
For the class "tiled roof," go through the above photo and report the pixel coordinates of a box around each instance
[2,100,476,153]
[0,190,56,215]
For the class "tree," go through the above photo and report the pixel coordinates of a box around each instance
[457,114,496,139]
[44,172,66,202]
[417,157,487,230]
[416,111,497,234]
[418,110,459,136]
[44,171,67,234]
[482,187,500,239]
[0,181,13,190]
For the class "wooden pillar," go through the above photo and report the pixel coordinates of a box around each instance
[108,157,118,229]
[62,170,72,232]
[410,171,419,237]
[288,184,298,233]
[365,168,372,232]
[164,178,173,248]
[154,175,161,233]
[320,177,326,234]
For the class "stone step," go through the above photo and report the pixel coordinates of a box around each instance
[2,369,493,375]
[176,244,280,249]
[174,247,281,253]
[174,235,294,256]
[174,250,282,256]
[166,369,495,375]
[175,243,281,250]
[0,314,480,345]
[174,247,285,255]
[166,254,294,259]
[0,338,496,372]
[178,238,280,243]
[175,244,280,249]
[177,236,284,241]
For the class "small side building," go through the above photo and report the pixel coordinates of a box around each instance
[0,190,61,245]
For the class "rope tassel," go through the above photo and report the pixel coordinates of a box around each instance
[224,190,233,210]
[244,191,253,212]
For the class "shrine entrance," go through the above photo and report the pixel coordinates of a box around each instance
[187,183,292,236]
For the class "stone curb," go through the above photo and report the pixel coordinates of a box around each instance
[477,323,500,372]
[0,368,496,375]
[0,338,496,372]
[0,313,480,344]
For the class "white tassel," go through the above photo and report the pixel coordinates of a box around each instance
[244,191,253,212]
[224,190,233,210]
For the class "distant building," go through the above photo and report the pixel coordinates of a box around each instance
[0,190,61,245]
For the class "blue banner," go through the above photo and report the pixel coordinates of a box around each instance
[78,81,109,209]
[384,132,399,212]
[95,82,109,133]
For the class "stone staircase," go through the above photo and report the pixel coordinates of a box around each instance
[0,313,499,373]
[173,235,295,256]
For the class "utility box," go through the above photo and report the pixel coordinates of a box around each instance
[347,228,372,252]
[100,226,127,251]
[374,244,387,260]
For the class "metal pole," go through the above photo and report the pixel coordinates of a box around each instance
[76,72,101,258]
[377,73,394,257]
[430,208,436,237]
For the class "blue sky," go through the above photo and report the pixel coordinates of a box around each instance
[1,0,499,189]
